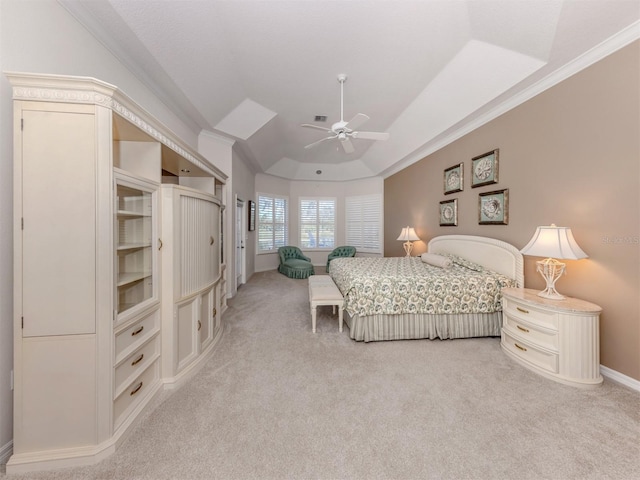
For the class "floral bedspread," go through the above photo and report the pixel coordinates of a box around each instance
[328,256,516,317]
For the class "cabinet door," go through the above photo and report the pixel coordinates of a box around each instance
[179,196,220,297]
[175,297,198,372]
[21,108,96,337]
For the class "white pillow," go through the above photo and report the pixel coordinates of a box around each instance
[420,253,453,269]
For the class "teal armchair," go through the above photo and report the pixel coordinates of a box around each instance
[326,246,356,271]
[278,246,315,279]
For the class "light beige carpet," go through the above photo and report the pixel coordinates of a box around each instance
[3,270,639,480]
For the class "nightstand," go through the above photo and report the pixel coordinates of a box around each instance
[501,287,603,388]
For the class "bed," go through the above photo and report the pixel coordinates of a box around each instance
[328,235,523,342]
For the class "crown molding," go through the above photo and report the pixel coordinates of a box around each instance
[382,21,640,179]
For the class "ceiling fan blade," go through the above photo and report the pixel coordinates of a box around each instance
[352,131,390,141]
[344,113,370,131]
[301,123,332,133]
[341,137,355,154]
[304,136,335,149]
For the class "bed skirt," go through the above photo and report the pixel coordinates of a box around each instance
[344,311,502,342]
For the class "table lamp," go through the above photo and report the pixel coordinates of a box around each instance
[520,224,588,300]
[397,226,420,257]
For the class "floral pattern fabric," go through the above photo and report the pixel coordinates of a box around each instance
[329,256,516,317]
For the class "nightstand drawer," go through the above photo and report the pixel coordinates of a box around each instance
[502,331,558,374]
[503,314,558,351]
[504,297,558,330]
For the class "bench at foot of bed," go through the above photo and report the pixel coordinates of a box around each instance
[308,276,344,333]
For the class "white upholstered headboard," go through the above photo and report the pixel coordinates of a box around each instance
[428,235,524,287]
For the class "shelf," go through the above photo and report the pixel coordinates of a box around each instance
[117,271,152,287]
[117,210,151,218]
[117,243,151,252]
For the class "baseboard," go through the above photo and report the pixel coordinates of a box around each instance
[0,440,12,466]
[601,365,640,392]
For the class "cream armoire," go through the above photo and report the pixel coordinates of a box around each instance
[7,73,227,473]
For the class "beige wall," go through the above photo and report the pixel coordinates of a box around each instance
[384,42,640,381]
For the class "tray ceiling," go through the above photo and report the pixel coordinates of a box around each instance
[61,0,640,181]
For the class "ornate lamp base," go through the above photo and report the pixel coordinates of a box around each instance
[536,258,566,300]
[403,241,414,257]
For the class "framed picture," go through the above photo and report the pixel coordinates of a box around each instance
[471,149,499,188]
[439,198,458,226]
[478,189,509,225]
[248,200,256,231]
[443,163,463,194]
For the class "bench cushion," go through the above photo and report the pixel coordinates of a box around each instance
[310,283,343,301]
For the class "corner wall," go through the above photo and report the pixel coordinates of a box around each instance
[384,41,640,381]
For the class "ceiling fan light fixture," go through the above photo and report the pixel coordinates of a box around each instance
[300,73,389,153]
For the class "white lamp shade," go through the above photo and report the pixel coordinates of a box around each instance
[397,226,420,242]
[520,225,588,260]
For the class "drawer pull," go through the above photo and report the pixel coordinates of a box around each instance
[210,236,215,245]
[130,382,143,396]
[516,307,529,314]
[514,343,527,352]
[212,307,217,316]
[516,325,530,333]
[131,326,144,336]
[131,354,144,366]
[158,238,163,251]
[198,320,202,331]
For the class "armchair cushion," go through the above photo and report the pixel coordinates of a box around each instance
[326,245,357,271]
[278,246,315,279]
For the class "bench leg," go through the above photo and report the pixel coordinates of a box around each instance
[311,304,317,333]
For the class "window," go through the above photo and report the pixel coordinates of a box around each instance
[300,198,336,249]
[257,194,288,253]
[345,194,382,253]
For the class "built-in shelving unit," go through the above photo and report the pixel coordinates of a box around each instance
[7,72,227,474]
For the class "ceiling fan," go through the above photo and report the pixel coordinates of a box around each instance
[301,74,390,154]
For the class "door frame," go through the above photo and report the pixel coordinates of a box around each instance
[235,196,246,289]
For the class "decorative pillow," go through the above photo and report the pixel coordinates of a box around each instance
[442,253,485,272]
[420,253,453,269]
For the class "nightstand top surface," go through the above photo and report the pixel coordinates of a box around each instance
[502,287,602,314]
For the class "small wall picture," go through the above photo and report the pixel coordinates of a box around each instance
[443,163,463,194]
[439,198,458,226]
[248,200,256,231]
[478,189,509,225]
[471,149,499,188]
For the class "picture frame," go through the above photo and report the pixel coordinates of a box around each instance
[248,200,256,231]
[439,198,458,226]
[443,163,463,194]
[478,189,509,225]
[471,149,499,188]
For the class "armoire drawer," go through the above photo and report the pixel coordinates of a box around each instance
[114,334,160,398]
[115,308,160,362]
[502,331,558,374]
[113,360,160,429]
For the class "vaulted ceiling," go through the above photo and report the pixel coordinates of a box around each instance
[61,0,639,181]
